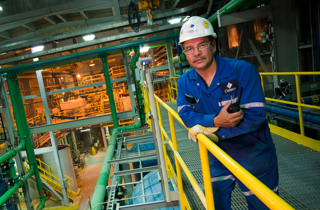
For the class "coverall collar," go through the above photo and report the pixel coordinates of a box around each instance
[187,55,233,93]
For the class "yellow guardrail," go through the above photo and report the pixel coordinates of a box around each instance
[168,77,179,103]
[35,158,75,190]
[260,72,320,152]
[153,94,294,210]
[168,74,320,152]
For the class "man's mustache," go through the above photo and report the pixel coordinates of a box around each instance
[192,56,207,63]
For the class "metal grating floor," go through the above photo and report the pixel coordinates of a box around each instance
[160,102,320,210]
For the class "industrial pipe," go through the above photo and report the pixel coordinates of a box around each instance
[130,46,146,124]
[0,164,34,206]
[301,94,320,105]
[208,0,251,27]
[101,54,119,128]
[91,122,142,210]
[266,104,320,125]
[0,142,24,163]
[6,73,45,210]
[175,38,183,76]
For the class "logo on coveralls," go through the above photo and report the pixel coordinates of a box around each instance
[221,79,239,95]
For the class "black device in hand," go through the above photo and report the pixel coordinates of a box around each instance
[227,87,243,113]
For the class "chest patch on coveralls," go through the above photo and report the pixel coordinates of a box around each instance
[220,79,239,95]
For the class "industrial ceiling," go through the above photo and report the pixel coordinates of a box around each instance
[0,0,226,65]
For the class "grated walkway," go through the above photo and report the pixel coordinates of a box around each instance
[160,102,320,210]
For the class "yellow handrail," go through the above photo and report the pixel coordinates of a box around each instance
[152,94,294,210]
[35,158,74,190]
[168,77,179,103]
[169,73,320,152]
[260,72,320,152]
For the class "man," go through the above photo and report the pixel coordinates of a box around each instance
[177,16,278,210]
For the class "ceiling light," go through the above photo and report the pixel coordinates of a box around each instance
[77,74,81,78]
[168,17,182,24]
[140,46,150,53]
[182,16,190,22]
[83,34,95,41]
[89,61,95,67]
[31,45,44,53]
[0,6,3,11]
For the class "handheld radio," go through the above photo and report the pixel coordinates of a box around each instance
[227,87,243,113]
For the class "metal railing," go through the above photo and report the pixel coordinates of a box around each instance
[168,75,320,152]
[141,79,294,209]
[34,158,75,190]
[154,94,293,210]
[168,76,179,103]
[260,72,320,152]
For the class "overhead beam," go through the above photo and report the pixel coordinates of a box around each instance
[0,0,128,32]
[44,16,56,25]
[219,6,270,27]
[0,16,116,51]
[56,14,67,23]
[0,31,10,39]
[21,23,36,31]
[0,0,205,53]
[0,23,180,66]
[172,0,181,9]
[112,0,121,22]
[29,111,134,134]
[80,11,89,20]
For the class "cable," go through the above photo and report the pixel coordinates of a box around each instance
[128,0,140,33]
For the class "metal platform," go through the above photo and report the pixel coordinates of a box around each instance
[160,102,320,210]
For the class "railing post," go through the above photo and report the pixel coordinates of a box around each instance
[199,141,215,210]
[260,75,265,95]
[146,73,171,202]
[168,113,185,208]
[295,74,304,136]
[156,101,170,171]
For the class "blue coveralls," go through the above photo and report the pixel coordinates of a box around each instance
[177,55,278,210]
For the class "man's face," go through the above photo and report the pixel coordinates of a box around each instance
[183,36,216,72]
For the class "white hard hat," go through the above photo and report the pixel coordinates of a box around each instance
[179,16,217,45]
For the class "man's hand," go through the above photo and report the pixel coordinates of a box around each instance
[188,125,219,143]
[214,101,243,127]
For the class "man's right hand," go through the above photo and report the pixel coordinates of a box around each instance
[214,101,243,127]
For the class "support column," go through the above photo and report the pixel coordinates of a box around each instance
[100,54,119,128]
[166,42,175,76]
[175,38,183,75]
[36,70,69,206]
[7,73,45,210]
[71,131,79,157]
[123,49,139,124]
[271,0,299,87]
[0,75,34,210]
[100,124,108,151]
[150,48,156,68]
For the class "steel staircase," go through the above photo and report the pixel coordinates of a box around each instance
[24,158,80,201]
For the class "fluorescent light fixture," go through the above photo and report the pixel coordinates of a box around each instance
[140,46,150,53]
[182,16,190,22]
[83,34,95,41]
[89,60,95,67]
[168,17,181,24]
[31,45,44,53]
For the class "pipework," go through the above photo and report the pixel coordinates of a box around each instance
[4,72,45,210]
